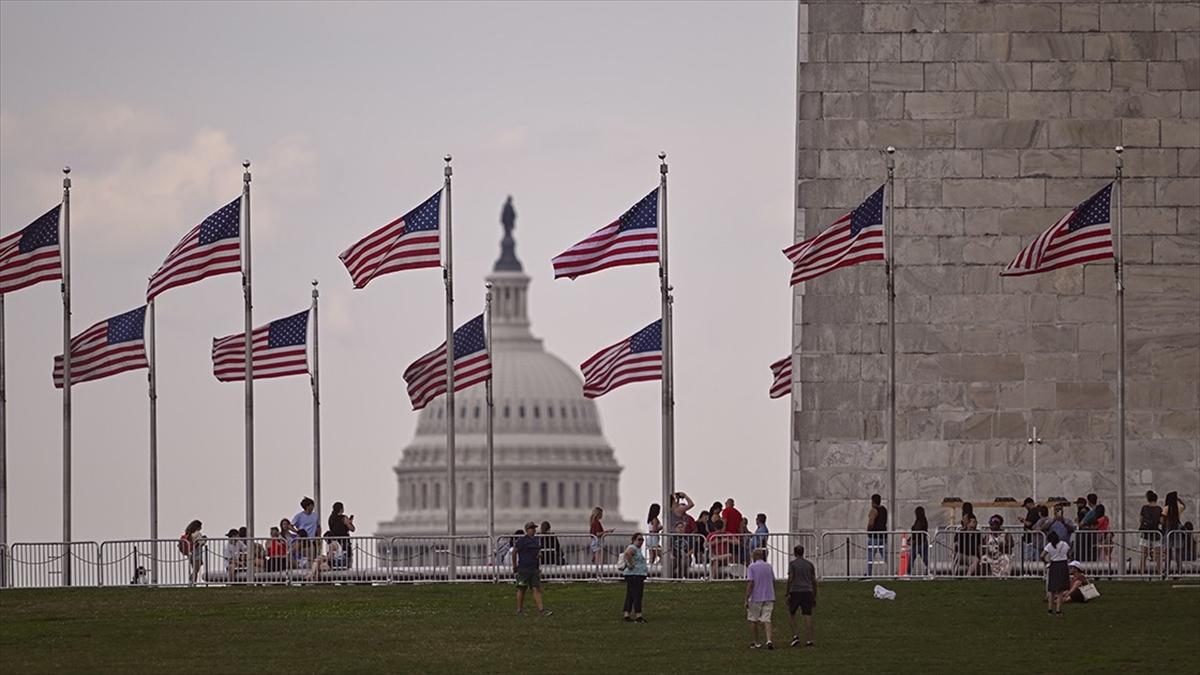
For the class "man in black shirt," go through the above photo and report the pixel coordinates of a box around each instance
[866,493,888,576]
[786,545,817,648]
[512,521,552,616]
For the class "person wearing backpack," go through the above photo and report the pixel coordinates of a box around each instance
[620,533,649,623]
[179,520,206,585]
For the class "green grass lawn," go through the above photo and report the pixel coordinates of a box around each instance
[2,580,1198,673]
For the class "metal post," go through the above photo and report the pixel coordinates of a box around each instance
[61,167,72,587]
[658,151,675,580]
[485,282,495,569]
[1028,427,1041,503]
[885,147,897,526]
[443,155,457,581]
[147,298,159,584]
[311,280,321,524]
[241,161,254,554]
[1115,146,1127,546]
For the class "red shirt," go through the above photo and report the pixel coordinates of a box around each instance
[590,519,604,537]
[721,507,743,533]
[685,515,697,534]
[267,538,287,557]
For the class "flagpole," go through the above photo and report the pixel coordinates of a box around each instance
[311,280,321,526]
[443,155,457,581]
[61,167,73,587]
[885,147,897,529]
[485,282,495,561]
[1114,147,1126,547]
[0,290,6,557]
[241,160,255,553]
[658,151,675,578]
[147,298,159,584]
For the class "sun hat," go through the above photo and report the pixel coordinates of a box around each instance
[1068,560,1083,570]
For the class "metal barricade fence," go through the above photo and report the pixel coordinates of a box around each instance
[8,542,102,588]
[1163,530,1199,577]
[493,534,605,582]
[1066,529,1159,579]
[385,535,495,583]
[817,530,911,579]
[0,543,8,589]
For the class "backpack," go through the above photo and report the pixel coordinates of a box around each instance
[617,545,632,571]
[178,534,193,556]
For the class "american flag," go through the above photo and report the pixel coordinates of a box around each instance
[53,306,148,388]
[211,309,310,382]
[784,184,886,285]
[580,319,662,399]
[340,190,442,288]
[1,204,62,295]
[1001,183,1113,277]
[147,197,241,301]
[769,355,792,399]
[403,314,491,411]
[552,189,658,280]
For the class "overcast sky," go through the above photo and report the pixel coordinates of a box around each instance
[0,1,796,542]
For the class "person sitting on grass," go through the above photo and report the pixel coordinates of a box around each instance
[1065,561,1092,604]
[745,548,776,650]
[512,521,552,617]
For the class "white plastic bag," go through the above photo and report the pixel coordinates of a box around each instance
[873,584,896,600]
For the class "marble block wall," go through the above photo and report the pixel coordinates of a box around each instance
[790,1,1199,532]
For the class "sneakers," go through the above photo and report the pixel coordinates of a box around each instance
[539,609,554,617]
[790,636,801,648]
[623,616,634,623]
[750,643,762,650]
[806,641,815,647]
[635,617,647,623]
[765,641,774,650]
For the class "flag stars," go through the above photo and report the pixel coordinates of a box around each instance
[18,206,61,252]
[403,191,442,234]
[107,306,148,344]
[197,197,242,245]
[616,189,658,233]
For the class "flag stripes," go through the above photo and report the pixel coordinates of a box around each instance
[769,356,792,399]
[147,197,242,301]
[580,319,662,399]
[340,190,442,288]
[1,204,63,295]
[53,306,148,388]
[552,189,659,280]
[784,185,885,285]
[403,314,491,411]
[211,309,310,382]
[1001,183,1114,277]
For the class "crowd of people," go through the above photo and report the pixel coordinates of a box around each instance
[178,497,357,584]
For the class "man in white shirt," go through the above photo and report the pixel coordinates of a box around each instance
[293,497,321,538]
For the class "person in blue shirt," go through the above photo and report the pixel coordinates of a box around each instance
[750,513,770,550]
[621,533,649,622]
[511,521,552,617]
[292,497,321,541]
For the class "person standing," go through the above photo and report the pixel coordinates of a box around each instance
[180,520,206,585]
[786,545,817,647]
[745,548,776,650]
[293,497,321,540]
[910,507,929,576]
[512,521,552,616]
[669,491,694,532]
[646,504,663,565]
[1138,490,1163,574]
[1163,491,1187,575]
[750,513,770,550]
[326,501,355,568]
[589,507,614,564]
[721,498,744,535]
[620,533,649,623]
[867,493,888,576]
[1043,530,1070,614]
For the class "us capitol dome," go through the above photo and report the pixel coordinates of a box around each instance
[378,197,636,537]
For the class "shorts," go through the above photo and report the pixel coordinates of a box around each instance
[515,568,541,589]
[787,591,815,616]
[746,601,774,623]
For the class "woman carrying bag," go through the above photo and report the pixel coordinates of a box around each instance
[620,533,649,623]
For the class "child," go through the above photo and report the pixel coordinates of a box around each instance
[745,548,776,649]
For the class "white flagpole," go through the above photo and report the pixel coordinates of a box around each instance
[659,151,675,578]
[885,147,897,528]
[443,155,457,581]
[485,282,495,559]
[61,167,73,587]
[241,160,255,556]
[311,280,322,525]
[1114,147,1126,544]
[147,298,159,583]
